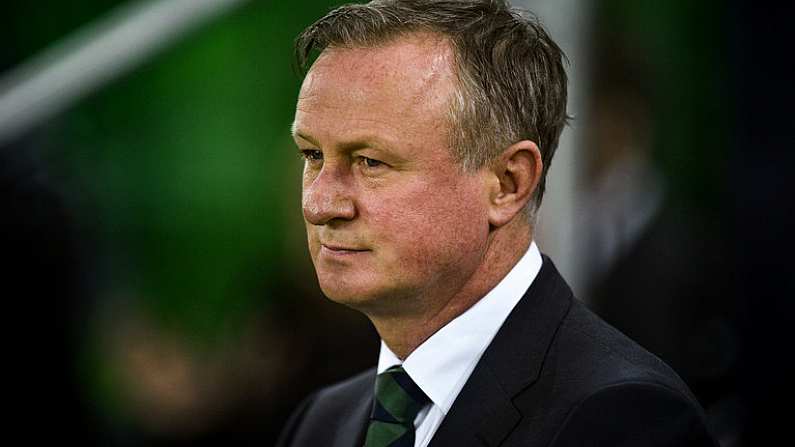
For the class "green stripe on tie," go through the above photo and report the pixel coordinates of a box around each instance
[365,420,408,446]
[364,365,430,447]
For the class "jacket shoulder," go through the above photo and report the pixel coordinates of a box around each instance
[504,296,715,446]
[312,367,376,405]
[276,368,375,447]
[553,298,698,397]
[548,382,718,446]
[532,298,714,443]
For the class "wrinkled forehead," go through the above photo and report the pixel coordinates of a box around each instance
[297,33,458,114]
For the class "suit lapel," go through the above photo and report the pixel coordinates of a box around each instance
[332,373,374,447]
[428,256,573,447]
[428,366,521,447]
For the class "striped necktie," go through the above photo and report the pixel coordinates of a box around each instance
[364,365,430,447]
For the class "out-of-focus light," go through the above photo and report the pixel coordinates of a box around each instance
[0,0,250,146]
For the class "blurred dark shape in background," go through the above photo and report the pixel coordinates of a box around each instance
[580,1,740,444]
[728,1,793,445]
[580,2,794,447]
[1,0,792,445]
[1,137,100,443]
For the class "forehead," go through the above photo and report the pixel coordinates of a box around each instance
[303,33,455,100]
[294,34,457,141]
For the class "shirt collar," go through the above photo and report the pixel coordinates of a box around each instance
[377,241,543,414]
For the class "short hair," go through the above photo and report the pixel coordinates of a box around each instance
[295,0,570,214]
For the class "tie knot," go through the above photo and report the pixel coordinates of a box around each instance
[371,365,430,425]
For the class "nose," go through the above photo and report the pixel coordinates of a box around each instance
[302,164,356,225]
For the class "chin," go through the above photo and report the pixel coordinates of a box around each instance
[320,284,381,309]
[317,272,398,310]
[324,292,372,307]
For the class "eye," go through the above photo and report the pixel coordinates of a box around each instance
[359,156,384,169]
[300,149,323,162]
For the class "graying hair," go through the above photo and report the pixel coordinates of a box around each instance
[295,0,570,215]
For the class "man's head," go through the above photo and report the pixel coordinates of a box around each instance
[292,0,568,320]
[295,0,570,215]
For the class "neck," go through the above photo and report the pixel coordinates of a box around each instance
[368,220,532,359]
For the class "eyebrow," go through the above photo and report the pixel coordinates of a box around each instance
[293,131,321,147]
[292,130,385,155]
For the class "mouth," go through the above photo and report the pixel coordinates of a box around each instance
[321,243,369,253]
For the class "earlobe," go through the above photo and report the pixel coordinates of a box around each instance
[487,140,542,228]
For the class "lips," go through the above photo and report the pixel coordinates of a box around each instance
[321,243,368,252]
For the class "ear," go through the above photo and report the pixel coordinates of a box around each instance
[486,140,542,228]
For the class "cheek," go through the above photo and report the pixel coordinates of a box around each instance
[365,179,488,271]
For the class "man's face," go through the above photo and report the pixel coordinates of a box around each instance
[293,35,492,317]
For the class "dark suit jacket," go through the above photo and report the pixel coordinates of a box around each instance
[277,256,718,446]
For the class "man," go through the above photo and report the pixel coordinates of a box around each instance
[278,1,717,446]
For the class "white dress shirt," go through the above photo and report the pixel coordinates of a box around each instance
[375,241,543,447]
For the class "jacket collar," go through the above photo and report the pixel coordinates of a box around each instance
[428,255,573,446]
[332,370,375,447]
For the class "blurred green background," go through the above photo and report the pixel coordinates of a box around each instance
[7,0,323,338]
[4,1,382,444]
